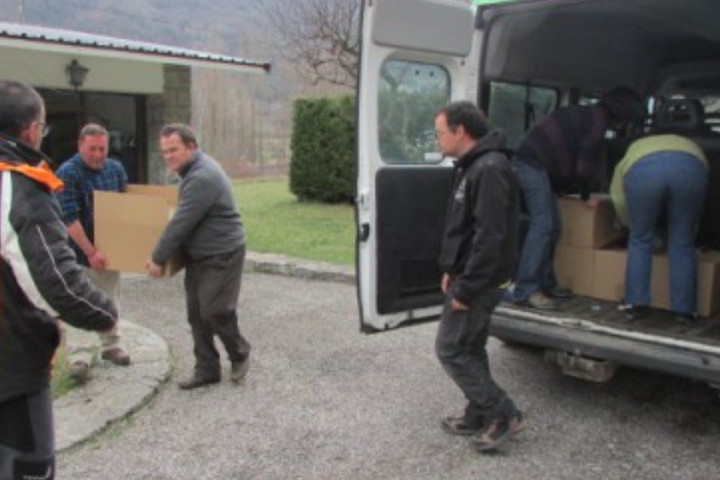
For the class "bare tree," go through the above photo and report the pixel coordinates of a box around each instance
[267,0,360,89]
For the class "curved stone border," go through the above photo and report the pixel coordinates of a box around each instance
[53,252,350,452]
[245,251,355,284]
[54,319,172,452]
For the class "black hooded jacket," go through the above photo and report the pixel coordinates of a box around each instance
[438,132,520,305]
[0,136,116,402]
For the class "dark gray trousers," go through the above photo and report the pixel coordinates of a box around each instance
[0,387,55,480]
[184,245,251,378]
[435,286,518,427]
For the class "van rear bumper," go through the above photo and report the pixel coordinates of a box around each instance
[490,312,720,385]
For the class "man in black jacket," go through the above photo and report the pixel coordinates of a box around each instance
[0,80,117,480]
[434,101,523,453]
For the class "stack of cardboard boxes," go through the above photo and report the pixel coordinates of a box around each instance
[553,195,720,316]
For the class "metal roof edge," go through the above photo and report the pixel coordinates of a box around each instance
[0,21,271,73]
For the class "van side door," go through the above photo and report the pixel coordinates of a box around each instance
[356,0,477,332]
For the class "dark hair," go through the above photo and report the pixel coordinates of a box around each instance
[159,123,198,148]
[79,122,109,140]
[0,80,43,138]
[436,101,489,140]
[601,86,645,124]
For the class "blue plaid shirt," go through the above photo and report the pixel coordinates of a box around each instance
[56,154,127,265]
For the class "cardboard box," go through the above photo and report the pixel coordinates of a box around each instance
[593,249,627,303]
[593,248,720,316]
[558,195,624,249]
[94,184,183,276]
[554,245,596,296]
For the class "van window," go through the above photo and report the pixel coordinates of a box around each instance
[378,60,450,164]
[487,82,557,149]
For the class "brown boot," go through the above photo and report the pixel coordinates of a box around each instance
[178,374,220,390]
[230,358,250,383]
[101,347,131,366]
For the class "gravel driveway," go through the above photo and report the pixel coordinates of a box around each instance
[58,272,720,479]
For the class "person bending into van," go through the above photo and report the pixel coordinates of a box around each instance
[434,101,523,453]
[610,132,708,324]
[146,123,250,390]
[511,86,644,310]
[0,80,117,480]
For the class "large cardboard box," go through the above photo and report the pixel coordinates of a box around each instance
[593,248,720,317]
[554,245,596,296]
[593,249,627,303]
[94,184,183,275]
[558,195,624,249]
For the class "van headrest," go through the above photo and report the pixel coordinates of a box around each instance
[654,99,705,133]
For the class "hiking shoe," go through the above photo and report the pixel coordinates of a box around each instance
[472,419,514,452]
[508,411,525,439]
[544,286,573,299]
[518,292,558,311]
[441,416,481,436]
[618,303,649,320]
[69,360,90,383]
[101,347,131,366]
[443,412,525,439]
[675,312,698,327]
[178,375,221,390]
[230,358,250,383]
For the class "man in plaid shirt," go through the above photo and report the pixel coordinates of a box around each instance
[56,123,131,379]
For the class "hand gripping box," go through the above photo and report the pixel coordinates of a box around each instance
[94,184,184,276]
[557,195,625,249]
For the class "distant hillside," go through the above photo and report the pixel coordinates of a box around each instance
[0,0,280,59]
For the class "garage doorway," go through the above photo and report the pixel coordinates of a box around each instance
[40,89,147,183]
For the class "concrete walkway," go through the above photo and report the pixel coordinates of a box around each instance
[54,251,354,452]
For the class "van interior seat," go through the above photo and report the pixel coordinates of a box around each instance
[653,98,706,135]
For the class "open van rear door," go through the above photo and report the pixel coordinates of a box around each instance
[356,0,476,332]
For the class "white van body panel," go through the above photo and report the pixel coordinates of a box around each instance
[356,0,720,384]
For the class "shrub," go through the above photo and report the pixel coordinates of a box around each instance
[289,96,356,203]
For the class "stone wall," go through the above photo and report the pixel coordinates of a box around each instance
[146,65,192,184]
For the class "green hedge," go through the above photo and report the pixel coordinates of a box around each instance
[289,96,356,203]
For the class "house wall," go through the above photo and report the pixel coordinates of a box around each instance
[0,46,164,94]
[146,65,192,184]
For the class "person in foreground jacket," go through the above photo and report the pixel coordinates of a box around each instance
[0,80,117,480]
[434,101,524,453]
[146,123,250,390]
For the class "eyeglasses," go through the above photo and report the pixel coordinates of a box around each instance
[434,128,455,139]
[36,121,51,138]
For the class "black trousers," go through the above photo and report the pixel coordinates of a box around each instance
[184,245,251,378]
[0,387,55,480]
[435,286,518,427]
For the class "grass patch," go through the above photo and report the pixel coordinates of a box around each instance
[234,178,355,265]
[51,330,75,399]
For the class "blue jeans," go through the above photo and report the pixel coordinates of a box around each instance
[623,152,708,315]
[513,156,561,301]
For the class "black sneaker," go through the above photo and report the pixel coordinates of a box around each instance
[618,303,649,320]
[675,312,698,327]
[472,418,514,452]
[544,287,573,299]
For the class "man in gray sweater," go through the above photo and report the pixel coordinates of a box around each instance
[146,123,250,389]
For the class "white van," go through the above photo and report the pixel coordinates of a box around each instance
[355,0,720,385]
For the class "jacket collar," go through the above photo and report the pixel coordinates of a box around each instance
[455,130,508,170]
[0,135,63,191]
